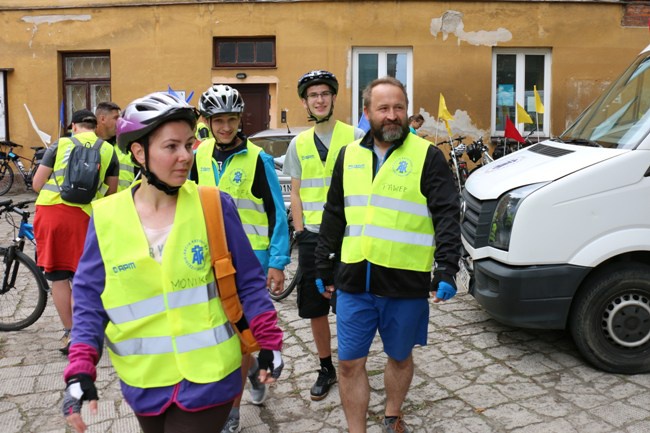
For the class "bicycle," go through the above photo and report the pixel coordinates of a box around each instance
[268,208,301,302]
[436,136,470,191]
[0,198,49,331]
[0,140,47,196]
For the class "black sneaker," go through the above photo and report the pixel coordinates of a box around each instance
[310,366,337,401]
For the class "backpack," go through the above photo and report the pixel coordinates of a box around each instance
[56,136,104,204]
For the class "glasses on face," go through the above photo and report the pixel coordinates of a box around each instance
[306,91,333,100]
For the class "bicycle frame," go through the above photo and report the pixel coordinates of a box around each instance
[0,141,43,190]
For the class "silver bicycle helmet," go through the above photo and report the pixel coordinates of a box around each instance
[116,92,197,154]
[297,70,339,99]
[199,84,245,118]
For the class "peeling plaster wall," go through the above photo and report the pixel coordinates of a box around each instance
[0,1,645,149]
[430,10,512,47]
[22,15,91,47]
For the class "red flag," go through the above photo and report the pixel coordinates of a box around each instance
[504,116,525,143]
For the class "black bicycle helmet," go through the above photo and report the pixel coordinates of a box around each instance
[466,139,484,163]
[198,84,245,118]
[117,92,197,155]
[297,70,339,99]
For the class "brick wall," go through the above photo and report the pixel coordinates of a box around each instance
[623,1,650,27]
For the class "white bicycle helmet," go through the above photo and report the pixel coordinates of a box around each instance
[199,84,245,118]
[117,92,197,154]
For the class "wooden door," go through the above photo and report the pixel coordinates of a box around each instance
[231,84,270,136]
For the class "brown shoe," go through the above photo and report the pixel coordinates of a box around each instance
[59,330,71,356]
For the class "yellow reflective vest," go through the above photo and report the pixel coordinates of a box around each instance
[35,131,114,215]
[195,139,270,250]
[341,134,435,272]
[93,181,241,388]
[296,121,355,225]
[115,146,135,192]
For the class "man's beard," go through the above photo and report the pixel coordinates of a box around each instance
[371,119,409,143]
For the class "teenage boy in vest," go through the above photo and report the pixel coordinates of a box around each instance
[191,84,290,433]
[315,77,461,433]
[96,102,136,192]
[283,70,365,401]
[32,109,119,355]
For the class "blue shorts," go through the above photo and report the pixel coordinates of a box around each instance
[336,291,429,362]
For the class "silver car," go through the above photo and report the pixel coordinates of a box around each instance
[249,126,309,210]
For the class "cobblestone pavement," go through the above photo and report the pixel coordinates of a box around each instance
[1,189,650,433]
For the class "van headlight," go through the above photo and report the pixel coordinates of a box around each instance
[489,183,547,251]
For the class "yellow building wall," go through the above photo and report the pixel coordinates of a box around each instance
[0,1,647,150]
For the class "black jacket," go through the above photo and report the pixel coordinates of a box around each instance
[315,131,461,298]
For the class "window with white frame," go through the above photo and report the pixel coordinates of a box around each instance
[492,48,551,138]
[352,47,413,125]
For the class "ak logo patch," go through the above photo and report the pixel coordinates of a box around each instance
[392,157,413,177]
[183,239,209,271]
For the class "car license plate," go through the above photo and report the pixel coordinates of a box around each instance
[456,258,472,293]
[281,184,292,193]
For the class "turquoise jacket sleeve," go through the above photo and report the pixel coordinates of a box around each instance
[259,151,290,271]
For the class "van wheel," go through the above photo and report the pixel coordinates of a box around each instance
[570,263,650,374]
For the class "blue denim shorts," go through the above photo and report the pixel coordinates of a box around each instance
[336,290,429,361]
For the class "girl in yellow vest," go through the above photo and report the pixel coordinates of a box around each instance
[61,92,284,433]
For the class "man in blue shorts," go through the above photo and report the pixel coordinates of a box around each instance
[315,76,461,433]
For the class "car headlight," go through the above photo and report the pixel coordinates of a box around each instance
[489,182,547,251]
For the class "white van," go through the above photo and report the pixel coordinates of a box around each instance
[460,44,650,374]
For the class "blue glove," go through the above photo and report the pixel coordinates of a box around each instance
[62,374,98,417]
[315,278,326,294]
[258,349,284,379]
[436,281,457,301]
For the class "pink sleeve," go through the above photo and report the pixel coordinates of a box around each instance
[249,310,283,351]
[63,343,100,382]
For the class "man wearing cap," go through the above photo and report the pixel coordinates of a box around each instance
[32,109,118,355]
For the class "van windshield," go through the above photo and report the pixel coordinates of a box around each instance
[561,54,650,150]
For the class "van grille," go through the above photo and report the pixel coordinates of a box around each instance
[461,189,497,248]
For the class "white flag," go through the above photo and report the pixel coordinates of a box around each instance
[23,104,51,147]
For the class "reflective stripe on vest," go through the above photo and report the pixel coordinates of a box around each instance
[340,135,435,272]
[297,121,355,225]
[195,140,270,250]
[116,146,135,192]
[35,131,114,215]
[93,181,241,388]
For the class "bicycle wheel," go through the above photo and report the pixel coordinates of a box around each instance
[0,162,15,196]
[269,237,300,302]
[0,247,48,331]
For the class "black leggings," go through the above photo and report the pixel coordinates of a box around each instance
[136,402,233,433]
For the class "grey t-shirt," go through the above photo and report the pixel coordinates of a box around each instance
[284,125,365,232]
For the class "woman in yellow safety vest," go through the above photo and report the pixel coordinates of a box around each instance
[61,92,284,433]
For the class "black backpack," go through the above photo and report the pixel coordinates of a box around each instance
[56,136,104,204]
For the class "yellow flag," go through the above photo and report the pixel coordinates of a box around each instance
[443,119,452,136]
[516,102,533,124]
[438,93,454,121]
[534,85,545,114]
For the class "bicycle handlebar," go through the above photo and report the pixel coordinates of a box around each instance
[436,136,466,146]
[0,199,35,216]
[0,140,23,148]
